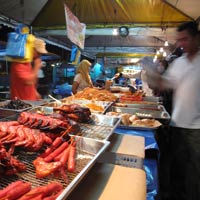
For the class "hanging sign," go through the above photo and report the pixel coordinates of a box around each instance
[64,3,86,49]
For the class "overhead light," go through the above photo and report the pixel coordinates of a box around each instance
[164,41,169,46]
[159,47,164,52]
[153,56,157,63]
[112,28,118,35]
[130,58,140,63]
[163,51,167,57]
[156,50,160,55]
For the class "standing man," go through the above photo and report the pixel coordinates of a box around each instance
[10,38,48,100]
[148,21,200,200]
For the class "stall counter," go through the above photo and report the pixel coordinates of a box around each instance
[67,134,146,200]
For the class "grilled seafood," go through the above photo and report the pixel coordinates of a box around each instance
[18,112,71,130]
[18,182,63,200]
[0,181,63,200]
[4,182,31,200]
[33,157,62,178]
[0,121,53,151]
[0,144,26,176]
[54,104,91,122]
[33,137,77,183]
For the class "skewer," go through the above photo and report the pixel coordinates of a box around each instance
[48,94,62,105]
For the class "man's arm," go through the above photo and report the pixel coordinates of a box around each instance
[26,58,42,85]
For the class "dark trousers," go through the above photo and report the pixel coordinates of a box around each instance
[156,126,200,200]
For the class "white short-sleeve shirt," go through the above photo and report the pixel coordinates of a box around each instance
[74,73,91,92]
[164,51,200,128]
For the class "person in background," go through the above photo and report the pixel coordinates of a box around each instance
[10,38,48,100]
[37,61,50,98]
[146,21,200,200]
[94,71,107,88]
[72,59,93,94]
[114,68,153,96]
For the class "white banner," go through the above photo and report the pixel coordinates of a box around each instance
[64,3,86,49]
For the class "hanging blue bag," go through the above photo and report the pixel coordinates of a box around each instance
[6,24,29,58]
[70,45,78,62]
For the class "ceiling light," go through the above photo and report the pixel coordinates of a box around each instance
[112,28,118,35]
[130,58,140,63]
[164,41,169,46]
[163,52,167,57]
[159,47,164,52]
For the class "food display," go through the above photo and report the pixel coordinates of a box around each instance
[48,99,112,114]
[0,86,169,199]
[110,106,170,120]
[0,135,109,199]
[65,87,117,102]
[33,137,76,183]
[0,120,54,152]
[0,142,26,176]
[0,181,63,200]
[106,112,161,130]
[118,90,144,102]
[84,103,104,112]
[0,99,32,111]
[0,98,118,199]
[53,104,91,122]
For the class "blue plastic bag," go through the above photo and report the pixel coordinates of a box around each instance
[70,45,78,62]
[6,32,28,58]
[6,24,30,58]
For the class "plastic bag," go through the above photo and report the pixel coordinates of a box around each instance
[6,24,35,63]
[6,32,27,58]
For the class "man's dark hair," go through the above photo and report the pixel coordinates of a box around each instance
[177,21,199,36]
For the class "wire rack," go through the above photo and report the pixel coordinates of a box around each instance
[0,149,92,190]
[79,123,113,140]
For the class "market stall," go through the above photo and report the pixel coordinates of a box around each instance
[0,86,170,199]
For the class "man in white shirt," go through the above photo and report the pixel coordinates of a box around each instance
[150,21,200,200]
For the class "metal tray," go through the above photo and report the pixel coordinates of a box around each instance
[143,96,162,103]
[114,103,165,111]
[110,106,170,120]
[79,113,121,140]
[44,99,113,114]
[0,109,19,119]
[118,124,161,131]
[23,99,53,107]
[0,100,33,112]
[0,136,110,200]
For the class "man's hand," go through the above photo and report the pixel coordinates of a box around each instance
[113,73,122,79]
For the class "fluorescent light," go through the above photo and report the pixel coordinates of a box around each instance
[130,58,140,63]
[112,28,118,35]
[163,52,167,57]
[164,41,169,46]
